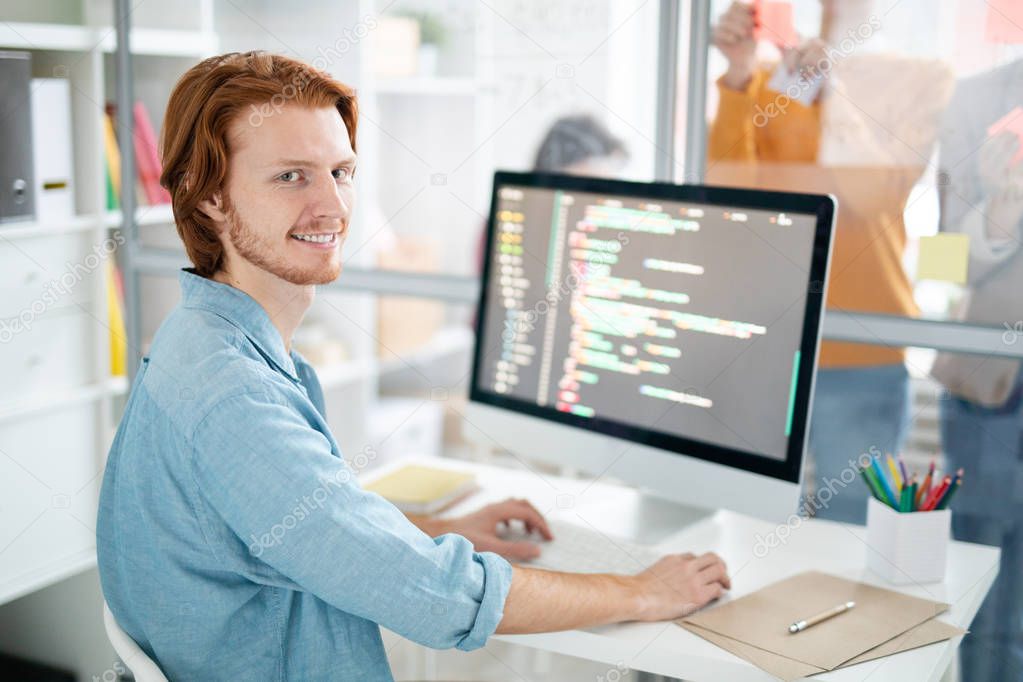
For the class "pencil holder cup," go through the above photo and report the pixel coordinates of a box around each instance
[865,497,951,585]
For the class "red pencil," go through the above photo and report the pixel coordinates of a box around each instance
[916,460,935,509]
[932,469,964,510]
[922,475,952,511]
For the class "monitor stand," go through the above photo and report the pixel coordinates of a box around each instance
[572,487,715,547]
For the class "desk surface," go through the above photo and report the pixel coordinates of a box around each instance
[365,454,1001,682]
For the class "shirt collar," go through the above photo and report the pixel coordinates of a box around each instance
[178,268,299,382]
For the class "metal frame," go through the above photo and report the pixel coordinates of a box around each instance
[681,0,709,183]
[117,0,1023,377]
[654,0,680,182]
[824,311,1023,359]
[133,243,1023,358]
[114,0,142,383]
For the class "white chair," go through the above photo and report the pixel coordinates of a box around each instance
[102,602,169,682]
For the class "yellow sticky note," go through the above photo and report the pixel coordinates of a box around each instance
[917,234,969,284]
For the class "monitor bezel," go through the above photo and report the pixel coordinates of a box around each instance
[469,170,835,484]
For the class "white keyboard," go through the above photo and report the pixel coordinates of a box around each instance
[507,519,664,575]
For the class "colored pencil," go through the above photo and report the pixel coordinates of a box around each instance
[933,469,964,510]
[915,460,935,510]
[870,456,898,508]
[922,475,952,511]
[887,453,903,492]
[859,467,884,504]
[934,475,963,510]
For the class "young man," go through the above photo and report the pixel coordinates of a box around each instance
[96,52,730,680]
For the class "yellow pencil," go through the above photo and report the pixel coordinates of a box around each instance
[886,453,903,491]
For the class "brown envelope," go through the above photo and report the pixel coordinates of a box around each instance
[679,572,958,674]
[679,617,965,681]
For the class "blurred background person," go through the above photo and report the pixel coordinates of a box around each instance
[708,0,953,524]
[475,113,629,266]
[532,114,630,175]
[932,57,1023,682]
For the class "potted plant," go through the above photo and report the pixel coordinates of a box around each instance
[397,10,446,76]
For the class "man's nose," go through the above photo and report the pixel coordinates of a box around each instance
[311,172,349,221]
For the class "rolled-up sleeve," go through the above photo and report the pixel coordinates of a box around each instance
[188,387,512,650]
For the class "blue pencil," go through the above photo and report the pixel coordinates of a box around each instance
[870,456,898,508]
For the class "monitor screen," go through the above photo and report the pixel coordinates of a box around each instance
[470,172,834,482]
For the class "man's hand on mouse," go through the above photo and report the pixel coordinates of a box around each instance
[439,498,554,562]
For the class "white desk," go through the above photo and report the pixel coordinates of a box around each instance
[368,455,1001,682]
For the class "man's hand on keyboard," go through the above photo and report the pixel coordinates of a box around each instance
[446,498,553,561]
[631,552,731,621]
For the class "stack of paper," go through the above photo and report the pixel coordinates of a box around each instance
[679,572,964,681]
[364,464,477,515]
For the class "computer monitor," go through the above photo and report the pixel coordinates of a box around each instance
[465,171,835,524]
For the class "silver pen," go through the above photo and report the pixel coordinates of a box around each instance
[788,601,856,634]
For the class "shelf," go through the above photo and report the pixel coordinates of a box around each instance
[374,77,480,96]
[104,203,175,229]
[314,358,379,391]
[0,22,217,58]
[0,207,173,238]
[0,376,128,423]
[0,215,99,240]
[379,325,474,375]
[104,28,219,58]
[0,22,97,52]
[312,326,474,389]
[0,547,96,608]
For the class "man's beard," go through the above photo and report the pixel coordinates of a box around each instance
[226,206,341,286]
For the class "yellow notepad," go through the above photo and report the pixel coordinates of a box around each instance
[364,464,476,514]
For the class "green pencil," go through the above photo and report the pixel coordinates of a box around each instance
[859,466,882,503]
[935,478,962,510]
[864,465,896,509]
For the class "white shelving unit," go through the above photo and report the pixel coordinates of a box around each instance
[0,0,218,606]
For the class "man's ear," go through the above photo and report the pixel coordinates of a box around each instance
[197,191,228,230]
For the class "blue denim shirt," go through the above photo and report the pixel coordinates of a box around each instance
[96,269,512,681]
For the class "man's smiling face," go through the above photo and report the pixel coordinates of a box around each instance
[217,103,356,285]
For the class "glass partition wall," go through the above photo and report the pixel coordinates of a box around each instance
[691,2,1023,679]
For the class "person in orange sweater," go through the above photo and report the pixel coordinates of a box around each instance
[709,1,953,523]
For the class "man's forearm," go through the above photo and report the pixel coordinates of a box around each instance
[496,566,641,634]
[497,552,730,632]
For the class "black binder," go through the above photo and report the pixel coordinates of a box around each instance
[0,50,35,223]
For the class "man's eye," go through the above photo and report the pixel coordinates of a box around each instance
[333,167,353,181]
[278,171,301,182]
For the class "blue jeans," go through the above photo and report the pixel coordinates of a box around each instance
[940,379,1023,682]
[804,365,911,525]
